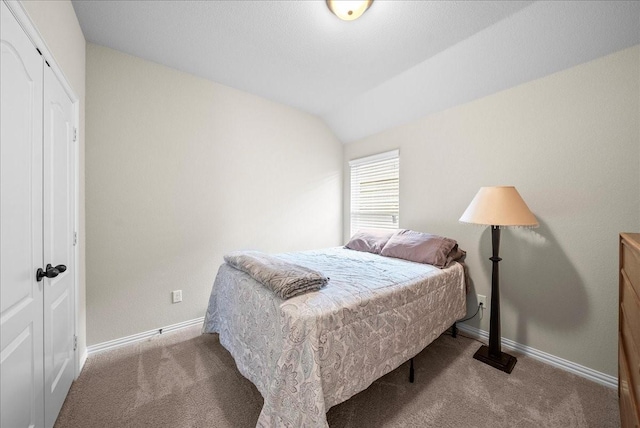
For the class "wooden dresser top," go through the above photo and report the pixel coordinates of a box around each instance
[621,233,640,252]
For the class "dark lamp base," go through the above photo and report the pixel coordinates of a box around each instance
[473,345,517,374]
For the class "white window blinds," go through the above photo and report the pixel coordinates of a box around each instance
[349,150,399,236]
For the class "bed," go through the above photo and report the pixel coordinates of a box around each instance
[202,246,466,427]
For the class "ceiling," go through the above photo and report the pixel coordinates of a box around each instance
[72,1,640,142]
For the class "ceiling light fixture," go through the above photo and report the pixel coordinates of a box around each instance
[326,0,373,21]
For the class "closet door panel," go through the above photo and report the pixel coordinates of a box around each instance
[43,65,75,428]
[0,2,45,427]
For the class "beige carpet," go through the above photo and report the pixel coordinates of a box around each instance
[55,326,619,428]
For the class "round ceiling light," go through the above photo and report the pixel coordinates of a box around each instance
[326,0,373,21]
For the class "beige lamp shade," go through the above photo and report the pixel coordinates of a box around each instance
[459,186,538,227]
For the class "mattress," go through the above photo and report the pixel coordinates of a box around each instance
[202,247,466,427]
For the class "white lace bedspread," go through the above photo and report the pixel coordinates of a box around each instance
[202,247,466,427]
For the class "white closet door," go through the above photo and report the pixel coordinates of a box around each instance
[43,65,75,428]
[0,2,45,428]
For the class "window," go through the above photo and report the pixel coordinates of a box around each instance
[349,150,399,236]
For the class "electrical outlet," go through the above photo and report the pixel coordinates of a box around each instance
[477,294,487,311]
[172,290,182,303]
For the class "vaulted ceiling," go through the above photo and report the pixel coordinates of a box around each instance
[72,1,640,142]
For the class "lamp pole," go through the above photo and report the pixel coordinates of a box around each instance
[472,225,517,373]
[489,226,502,357]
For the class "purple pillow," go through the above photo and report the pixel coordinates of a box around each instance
[345,229,397,254]
[380,229,461,268]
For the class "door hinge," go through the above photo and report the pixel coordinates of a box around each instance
[73,335,78,351]
[73,127,78,142]
[73,232,77,246]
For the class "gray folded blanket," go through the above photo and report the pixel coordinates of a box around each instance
[224,251,328,299]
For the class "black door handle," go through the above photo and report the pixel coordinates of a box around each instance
[36,264,67,282]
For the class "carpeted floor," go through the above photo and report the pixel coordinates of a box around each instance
[55,325,619,428]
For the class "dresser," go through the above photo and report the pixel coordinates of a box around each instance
[620,233,640,428]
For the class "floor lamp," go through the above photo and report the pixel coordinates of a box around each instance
[459,186,538,373]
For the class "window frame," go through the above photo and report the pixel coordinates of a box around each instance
[349,149,400,236]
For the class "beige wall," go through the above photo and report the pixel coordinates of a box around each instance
[85,44,343,345]
[21,0,87,359]
[344,46,640,376]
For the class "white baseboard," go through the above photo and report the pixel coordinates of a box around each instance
[457,324,617,389]
[87,317,205,355]
[85,318,616,389]
[78,348,88,375]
